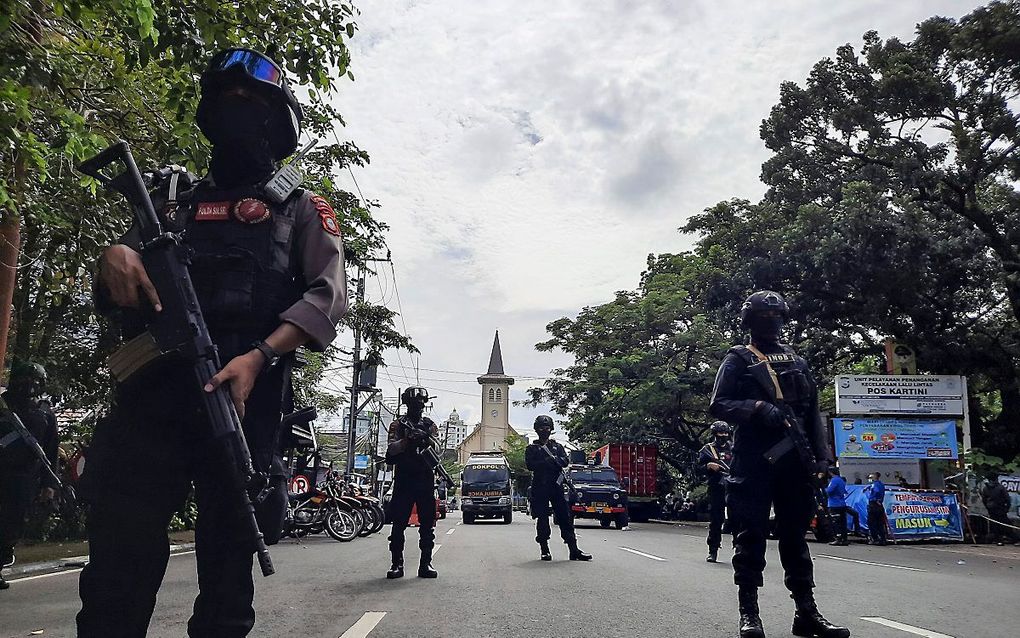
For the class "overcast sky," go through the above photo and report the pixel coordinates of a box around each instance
[327,0,978,434]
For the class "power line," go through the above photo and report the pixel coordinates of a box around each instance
[388,261,419,385]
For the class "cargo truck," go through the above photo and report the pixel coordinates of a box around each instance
[593,443,659,522]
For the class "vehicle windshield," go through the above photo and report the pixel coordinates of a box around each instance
[463,464,510,486]
[570,468,620,485]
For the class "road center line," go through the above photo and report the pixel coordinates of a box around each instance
[432,543,442,555]
[618,546,666,561]
[861,617,954,637]
[10,549,197,583]
[816,554,924,572]
[446,528,456,535]
[338,611,387,638]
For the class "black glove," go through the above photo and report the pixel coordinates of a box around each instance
[406,427,426,443]
[758,403,787,429]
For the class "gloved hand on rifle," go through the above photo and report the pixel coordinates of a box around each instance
[406,426,428,444]
[755,402,788,429]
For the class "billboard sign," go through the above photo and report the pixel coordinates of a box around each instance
[833,417,958,460]
[835,375,964,415]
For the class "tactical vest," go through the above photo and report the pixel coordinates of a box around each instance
[729,344,815,414]
[154,169,303,360]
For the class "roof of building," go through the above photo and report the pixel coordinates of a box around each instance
[478,330,514,384]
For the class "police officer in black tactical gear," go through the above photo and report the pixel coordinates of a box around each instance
[385,386,441,580]
[525,415,592,562]
[698,420,733,563]
[1,361,60,591]
[710,291,849,638]
[77,48,348,637]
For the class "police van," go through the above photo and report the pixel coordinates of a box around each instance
[460,452,513,524]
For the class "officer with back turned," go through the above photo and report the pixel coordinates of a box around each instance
[1,361,60,591]
[76,48,348,637]
[698,420,733,563]
[710,291,849,638]
[385,386,441,580]
[525,415,592,562]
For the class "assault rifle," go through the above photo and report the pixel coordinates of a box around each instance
[0,409,62,489]
[403,419,454,487]
[78,140,275,577]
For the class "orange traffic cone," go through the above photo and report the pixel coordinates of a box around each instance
[408,504,420,527]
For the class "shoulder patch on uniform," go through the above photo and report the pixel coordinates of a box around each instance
[309,194,341,237]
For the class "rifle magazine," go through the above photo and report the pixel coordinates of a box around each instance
[108,332,163,383]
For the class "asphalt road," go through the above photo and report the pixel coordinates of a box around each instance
[1,512,1017,637]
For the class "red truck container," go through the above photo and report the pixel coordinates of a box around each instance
[593,443,659,521]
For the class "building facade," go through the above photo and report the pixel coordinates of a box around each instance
[457,331,518,464]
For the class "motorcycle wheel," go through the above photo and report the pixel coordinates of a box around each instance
[357,506,376,537]
[370,503,385,534]
[326,509,360,542]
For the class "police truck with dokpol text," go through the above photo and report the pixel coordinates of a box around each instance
[460,452,513,524]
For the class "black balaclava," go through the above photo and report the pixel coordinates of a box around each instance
[208,93,276,189]
[748,313,784,345]
[404,398,425,422]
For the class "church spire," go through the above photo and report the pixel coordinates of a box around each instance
[487,330,505,375]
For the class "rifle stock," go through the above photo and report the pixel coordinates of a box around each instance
[79,141,275,577]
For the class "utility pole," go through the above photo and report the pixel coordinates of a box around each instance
[345,254,391,476]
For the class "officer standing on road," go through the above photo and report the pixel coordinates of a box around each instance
[525,415,592,562]
[698,420,733,563]
[825,468,850,546]
[865,472,888,546]
[0,361,60,591]
[76,48,348,637]
[385,386,441,580]
[710,291,849,638]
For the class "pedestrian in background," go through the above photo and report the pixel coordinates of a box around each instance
[981,475,1016,545]
[825,468,850,546]
[865,472,888,546]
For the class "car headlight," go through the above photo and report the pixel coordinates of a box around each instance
[613,492,621,500]
[498,496,510,505]
[461,498,472,505]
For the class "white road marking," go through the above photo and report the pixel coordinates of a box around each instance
[816,554,925,572]
[432,543,442,555]
[446,528,456,535]
[456,521,462,526]
[618,546,666,562]
[338,612,387,638]
[861,617,955,637]
[10,549,197,583]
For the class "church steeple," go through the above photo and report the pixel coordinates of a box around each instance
[487,330,505,375]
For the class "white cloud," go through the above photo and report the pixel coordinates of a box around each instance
[325,0,978,429]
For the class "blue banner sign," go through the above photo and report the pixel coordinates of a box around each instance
[844,486,963,541]
[833,417,958,459]
[354,454,370,469]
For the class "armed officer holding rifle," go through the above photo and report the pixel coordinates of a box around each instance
[385,386,442,580]
[698,420,733,564]
[76,48,347,638]
[525,415,591,562]
[710,291,849,638]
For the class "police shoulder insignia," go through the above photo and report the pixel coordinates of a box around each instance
[310,194,341,237]
[232,198,271,224]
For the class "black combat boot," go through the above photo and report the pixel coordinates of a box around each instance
[539,542,552,561]
[418,551,438,579]
[738,586,765,638]
[791,590,850,638]
[0,574,9,590]
[567,542,592,561]
[386,552,404,579]
[707,547,719,563]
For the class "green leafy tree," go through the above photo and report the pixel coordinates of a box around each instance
[502,433,531,495]
[1,1,415,432]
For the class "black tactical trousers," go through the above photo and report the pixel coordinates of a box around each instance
[531,484,576,545]
[726,461,814,591]
[76,366,284,638]
[0,471,36,557]
[387,482,436,557]
[707,483,726,550]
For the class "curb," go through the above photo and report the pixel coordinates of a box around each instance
[4,543,196,580]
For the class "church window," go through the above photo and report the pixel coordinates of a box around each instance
[496,388,502,401]
[488,388,495,402]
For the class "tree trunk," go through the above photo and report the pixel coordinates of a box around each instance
[0,216,19,380]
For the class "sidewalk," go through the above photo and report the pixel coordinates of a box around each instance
[4,531,196,579]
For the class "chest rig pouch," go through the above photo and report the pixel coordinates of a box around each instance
[733,344,813,410]
[178,184,301,341]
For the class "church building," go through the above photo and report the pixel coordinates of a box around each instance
[457,331,521,464]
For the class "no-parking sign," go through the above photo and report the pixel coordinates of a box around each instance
[289,475,310,494]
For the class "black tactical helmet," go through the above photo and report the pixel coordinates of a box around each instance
[534,415,554,431]
[8,360,47,398]
[739,290,789,330]
[400,386,430,405]
[710,421,731,436]
[197,48,303,160]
